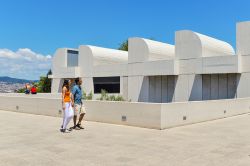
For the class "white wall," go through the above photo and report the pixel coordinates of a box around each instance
[121,76,128,100]
[0,95,62,117]
[237,73,250,98]
[51,78,62,93]
[0,94,162,129]
[237,21,250,56]
[202,56,239,74]
[52,48,67,69]
[128,76,146,102]
[161,98,250,129]
[82,77,94,95]
[174,74,203,102]
[85,100,162,129]
[0,94,250,130]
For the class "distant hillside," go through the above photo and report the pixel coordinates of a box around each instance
[0,76,37,84]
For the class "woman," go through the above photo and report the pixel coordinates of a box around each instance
[60,80,74,133]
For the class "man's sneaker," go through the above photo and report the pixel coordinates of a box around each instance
[69,125,80,130]
[76,124,84,129]
[69,126,76,130]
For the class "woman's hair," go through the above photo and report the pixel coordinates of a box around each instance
[62,80,69,90]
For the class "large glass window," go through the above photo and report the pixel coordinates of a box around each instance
[67,50,79,67]
[93,77,120,93]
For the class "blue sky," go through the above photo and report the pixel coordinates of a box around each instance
[0,0,250,79]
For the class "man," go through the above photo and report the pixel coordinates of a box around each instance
[25,83,31,94]
[71,78,86,129]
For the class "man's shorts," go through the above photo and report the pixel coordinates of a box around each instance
[74,103,86,116]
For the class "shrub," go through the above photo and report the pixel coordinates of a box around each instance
[83,91,93,100]
[16,88,25,93]
[96,89,125,101]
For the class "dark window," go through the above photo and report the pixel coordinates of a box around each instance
[67,50,79,54]
[67,50,78,67]
[93,77,120,93]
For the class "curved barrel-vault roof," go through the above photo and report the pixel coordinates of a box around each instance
[128,37,175,63]
[175,30,235,59]
[79,45,128,66]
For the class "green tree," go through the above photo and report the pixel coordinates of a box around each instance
[17,69,52,93]
[38,69,52,93]
[118,40,128,51]
[118,38,156,51]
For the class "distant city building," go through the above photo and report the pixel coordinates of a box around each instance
[49,21,250,103]
[0,82,24,93]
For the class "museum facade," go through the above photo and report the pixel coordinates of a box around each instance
[50,21,250,103]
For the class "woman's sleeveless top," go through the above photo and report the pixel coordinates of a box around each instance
[64,89,71,103]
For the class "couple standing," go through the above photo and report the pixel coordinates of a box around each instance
[61,78,86,133]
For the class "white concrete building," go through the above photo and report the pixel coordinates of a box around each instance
[50,21,250,103]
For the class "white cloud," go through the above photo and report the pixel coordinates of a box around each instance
[0,48,52,80]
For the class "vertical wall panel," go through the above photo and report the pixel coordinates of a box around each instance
[121,76,128,101]
[227,74,237,99]
[167,76,175,102]
[189,75,202,101]
[149,76,156,102]
[148,76,177,103]
[210,74,219,100]
[155,76,162,103]
[174,75,189,102]
[219,74,228,99]
[202,75,211,100]
[237,73,250,98]
[138,76,149,102]
[128,76,140,102]
[161,76,168,103]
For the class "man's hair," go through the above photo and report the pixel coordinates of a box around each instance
[75,78,80,84]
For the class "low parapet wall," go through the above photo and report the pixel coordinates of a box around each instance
[161,98,250,129]
[0,94,62,117]
[0,93,249,129]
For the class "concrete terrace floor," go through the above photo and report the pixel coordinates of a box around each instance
[0,111,250,166]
